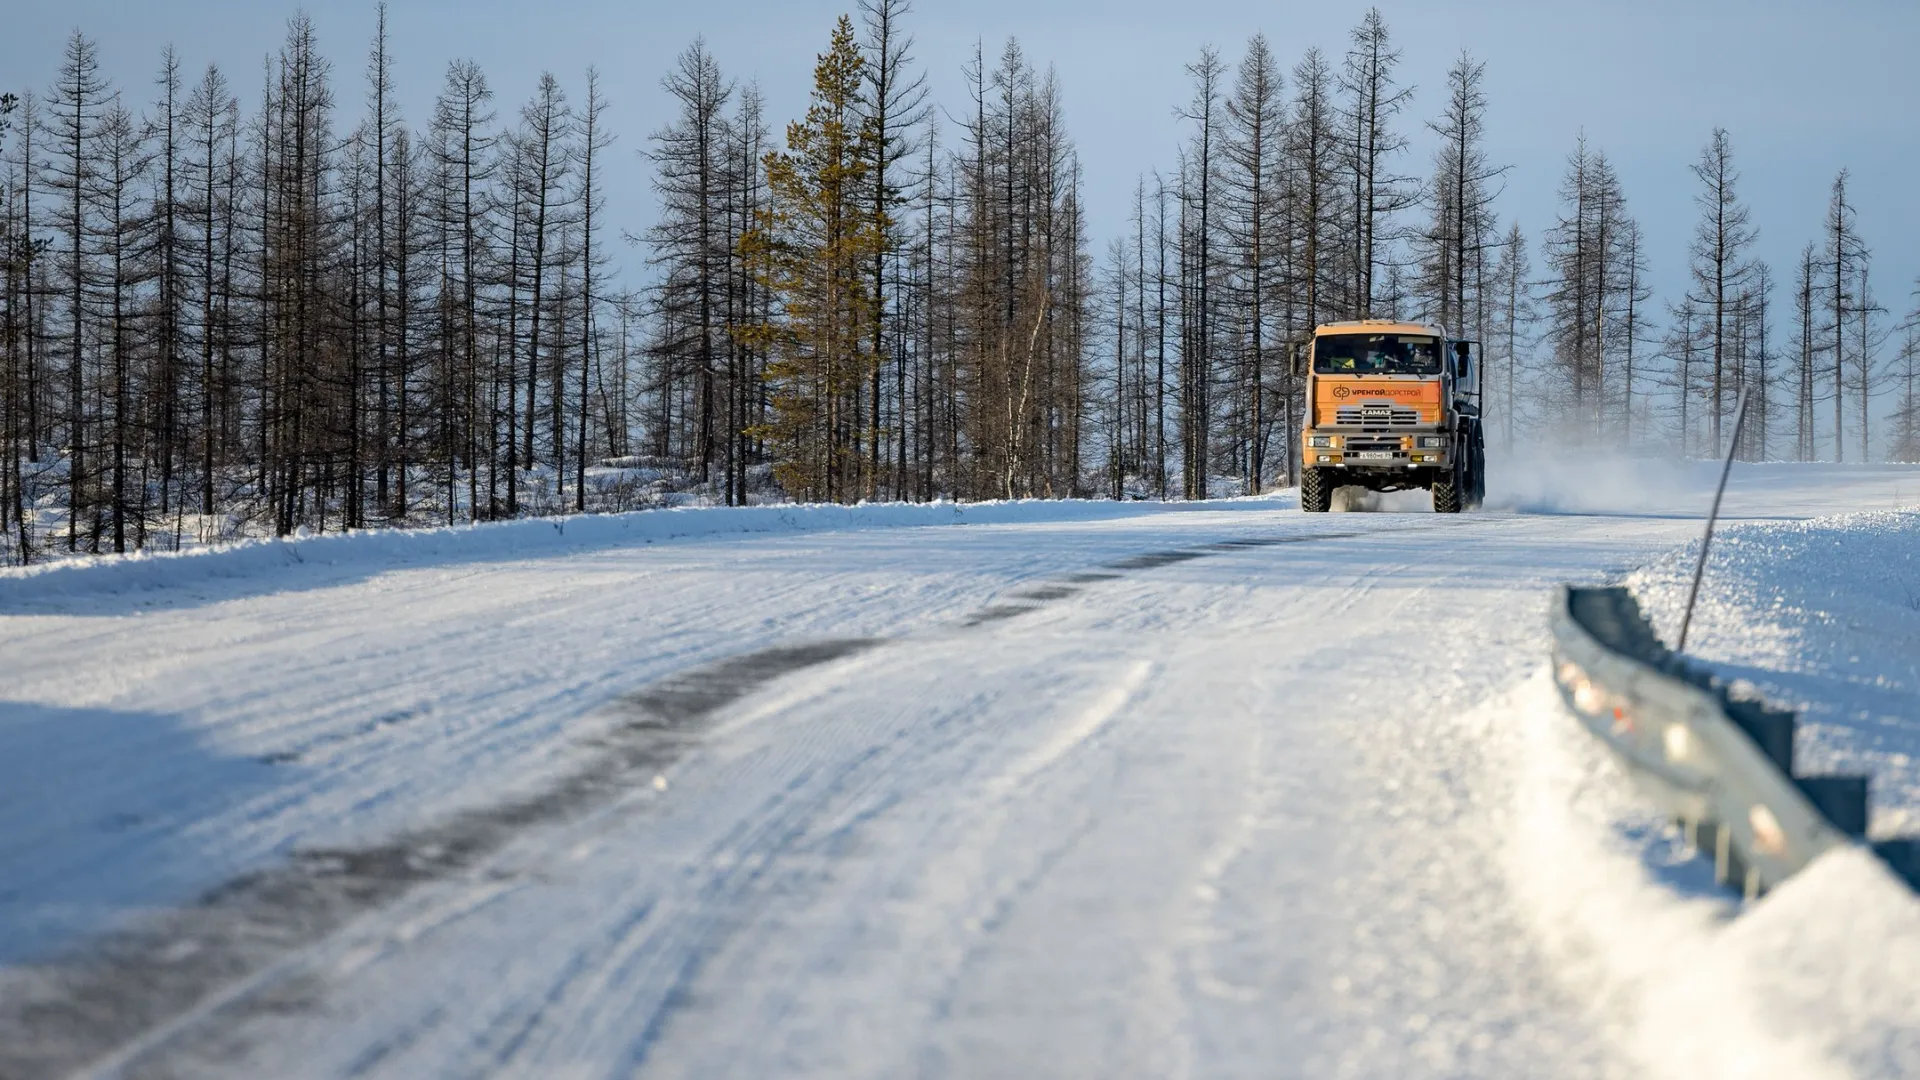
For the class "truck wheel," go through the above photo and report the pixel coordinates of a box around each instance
[1431,466,1463,514]
[1301,467,1332,513]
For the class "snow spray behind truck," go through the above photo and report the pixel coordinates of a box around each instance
[1292,320,1486,513]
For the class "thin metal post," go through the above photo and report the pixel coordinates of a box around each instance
[1678,387,1751,653]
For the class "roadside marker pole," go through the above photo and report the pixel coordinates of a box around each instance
[1678,387,1752,653]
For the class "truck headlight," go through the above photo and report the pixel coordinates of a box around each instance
[1307,435,1337,449]
[1416,436,1445,449]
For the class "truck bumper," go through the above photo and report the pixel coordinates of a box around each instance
[1304,450,1451,469]
[1303,461,1449,493]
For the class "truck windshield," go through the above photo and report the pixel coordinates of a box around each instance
[1314,335,1441,376]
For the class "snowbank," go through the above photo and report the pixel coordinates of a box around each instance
[0,493,1292,609]
[1499,507,1920,1078]
[1505,672,1920,1079]
[1628,508,1920,834]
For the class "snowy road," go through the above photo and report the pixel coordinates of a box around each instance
[1,462,1915,1079]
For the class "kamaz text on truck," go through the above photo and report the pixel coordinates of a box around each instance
[1292,320,1486,514]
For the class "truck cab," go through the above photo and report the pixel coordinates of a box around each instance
[1293,320,1485,513]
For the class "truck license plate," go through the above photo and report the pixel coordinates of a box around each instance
[1354,451,1395,461]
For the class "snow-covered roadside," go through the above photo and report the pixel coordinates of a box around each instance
[1499,673,1920,1080]
[1492,508,1920,1079]
[1629,509,1920,834]
[0,492,1292,609]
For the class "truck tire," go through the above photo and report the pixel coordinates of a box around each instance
[1431,466,1463,514]
[1301,467,1332,513]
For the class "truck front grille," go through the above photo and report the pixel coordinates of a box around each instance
[1344,437,1406,454]
[1335,404,1421,427]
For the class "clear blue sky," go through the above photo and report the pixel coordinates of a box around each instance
[6,0,1916,341]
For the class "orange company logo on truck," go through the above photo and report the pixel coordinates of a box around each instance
[1328,384,1431,400]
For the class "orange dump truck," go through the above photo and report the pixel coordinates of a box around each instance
[1292,320,1486,513]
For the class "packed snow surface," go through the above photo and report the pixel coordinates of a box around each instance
[0,458,1916,1078]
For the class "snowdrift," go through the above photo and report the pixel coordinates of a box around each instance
[1508,507,1920,1078]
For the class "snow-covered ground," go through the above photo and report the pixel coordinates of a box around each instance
[1502,500,1920,1080]
[1631,506,1920,836]
[0,460,1916,1078]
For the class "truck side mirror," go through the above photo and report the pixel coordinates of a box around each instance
[1291,341,1308,378]
[1452,341,1471,380]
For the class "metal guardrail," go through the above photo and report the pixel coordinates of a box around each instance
[1549,585,1920,898]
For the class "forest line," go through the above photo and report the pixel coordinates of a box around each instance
[0,3,1914,563]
